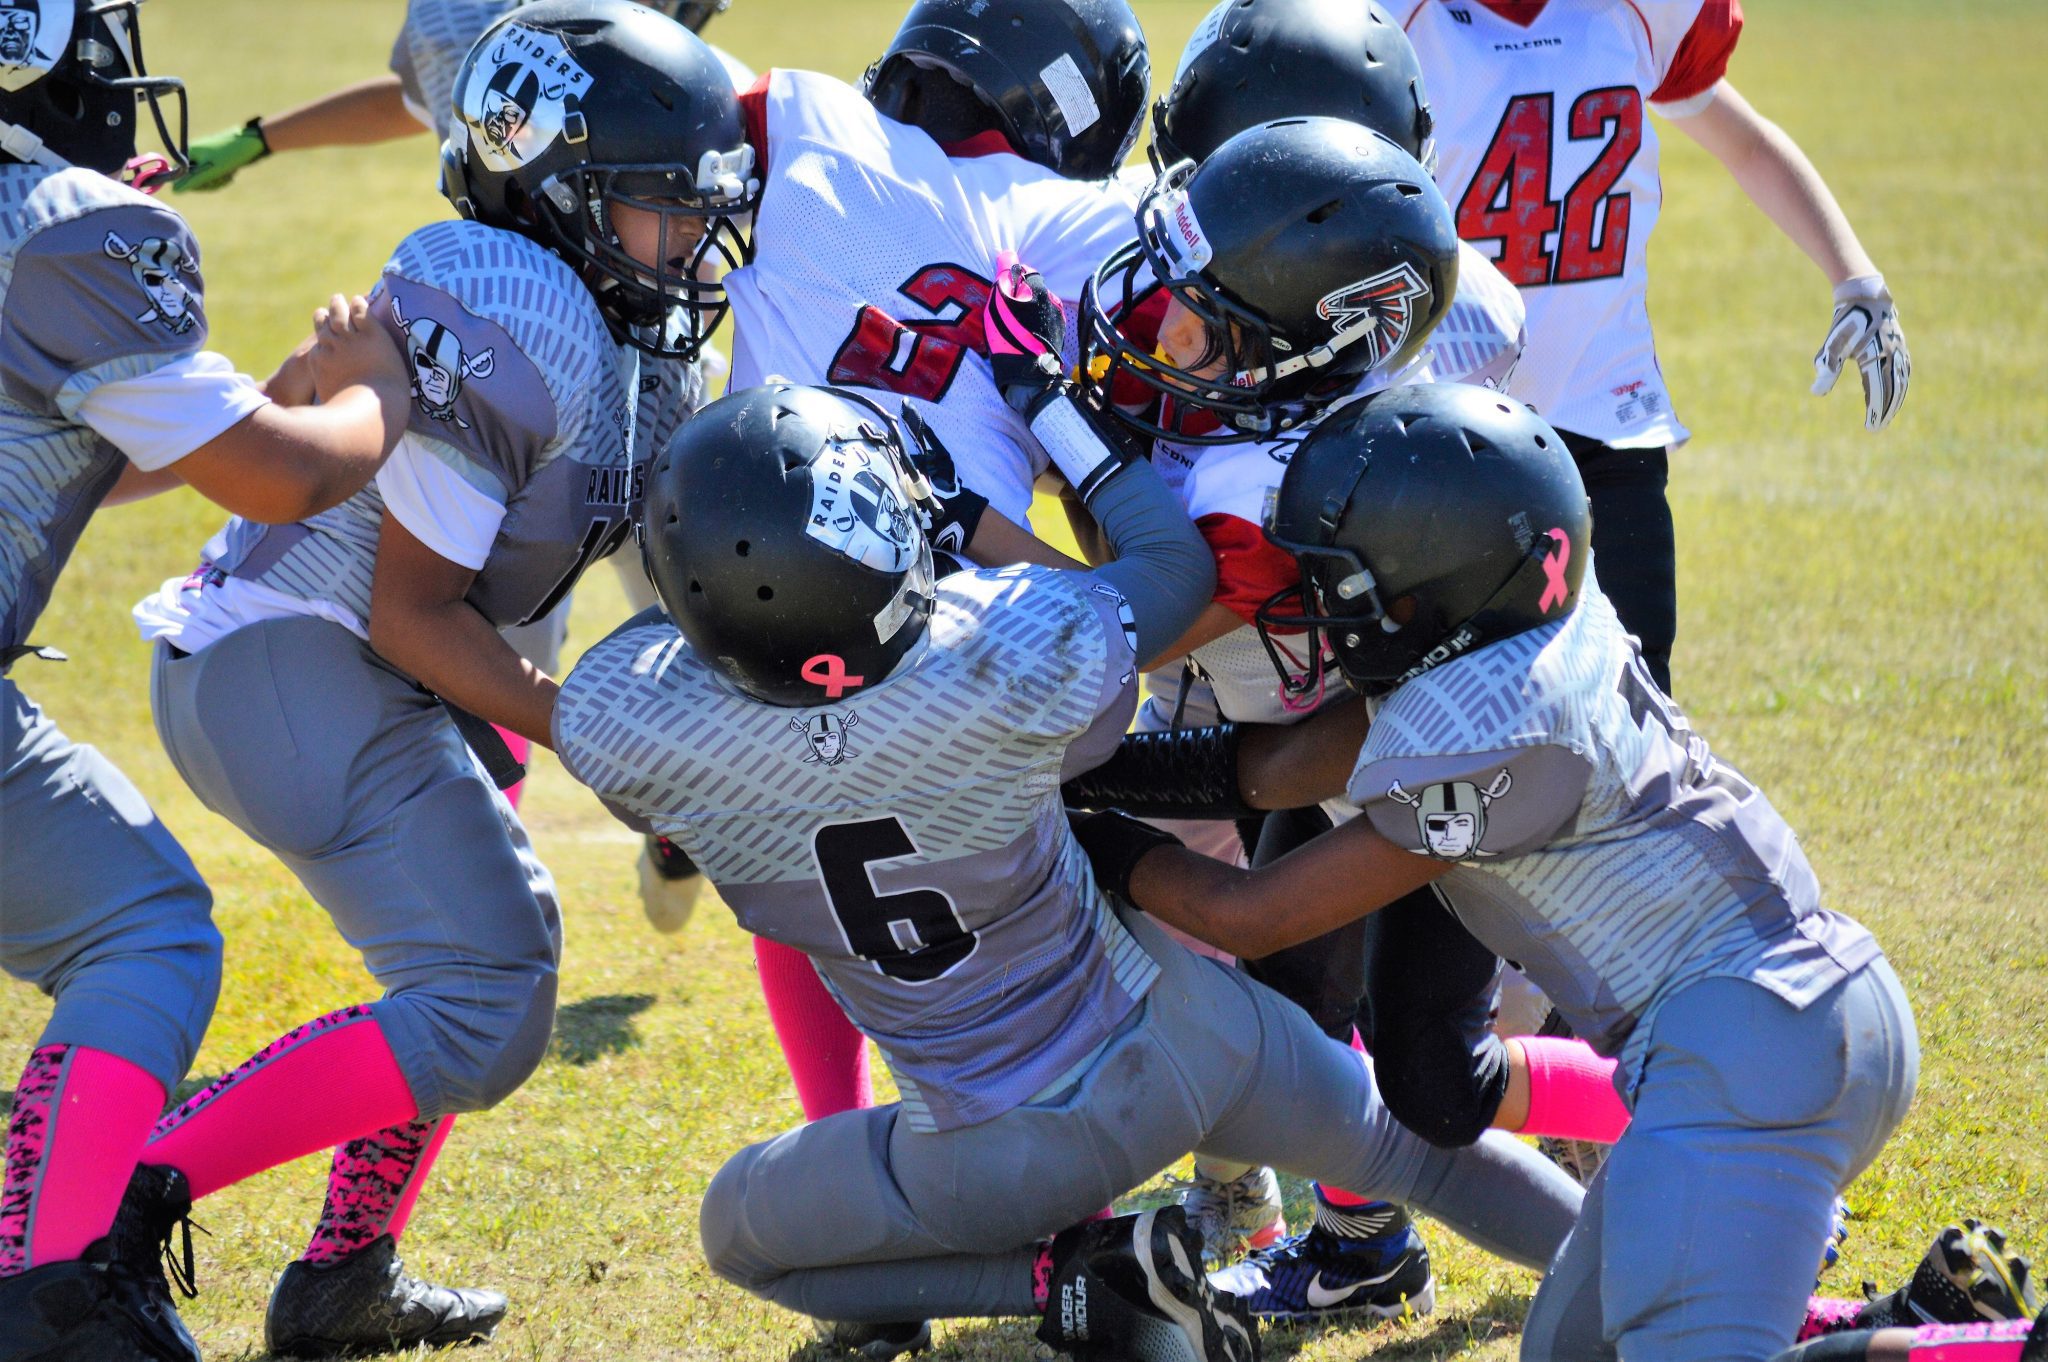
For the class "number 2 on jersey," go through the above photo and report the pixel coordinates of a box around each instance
[828,263,993,401]
[1455,87,1643,286]
[812,816,977,983]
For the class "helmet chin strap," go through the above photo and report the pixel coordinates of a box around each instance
[0,119,71,171]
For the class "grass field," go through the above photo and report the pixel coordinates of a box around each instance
[3,1,2045,1358]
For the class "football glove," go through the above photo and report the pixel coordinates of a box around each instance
[1812,274,1909,431]
[173,119,270,194]
[1068,809,1184,903]
[898,403,988,557]
[985,250,1068,418]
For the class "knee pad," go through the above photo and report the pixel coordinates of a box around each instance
[697,1152,779,1293]
[468,965,558,1111]
[1377,1031,1509,1149]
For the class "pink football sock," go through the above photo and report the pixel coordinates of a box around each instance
[301,1114,454,1265]
[145,1006,418,1201]
[0,1046,165,1275]
[1799,1295,1868,1341]
[494,726,530,809]
[1909,1319,2034,1359]
[1517,1036,1631,1144]
[754,937,872,1120]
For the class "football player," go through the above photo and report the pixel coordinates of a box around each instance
[553,278,1591,1354]
[1403,0,1910,694]
[116,3,751,1355]
[1070,107,1590,1319]
[0,2,413,1357]
[697,0,1150,1127]
[1073,381,1919,1361]
[167,0,750,935]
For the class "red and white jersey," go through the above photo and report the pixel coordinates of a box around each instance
[725,70,1140,523]
[1406,0,1744,447]
[1141,240,1525,725]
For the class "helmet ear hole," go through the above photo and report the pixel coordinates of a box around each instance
[756,586,774,601]
[735,540,750,556]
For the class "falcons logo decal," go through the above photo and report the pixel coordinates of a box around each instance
[1315,262,1432,372]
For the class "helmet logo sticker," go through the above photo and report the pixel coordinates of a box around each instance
[101,232,197,335]
[460,23,594,174]
[800,654,865,700]
[1150,186,1214,274]
[789,709,859,765]
[1172,0,1231,86]
[1038,52,1100,139]
[805,434,919,575]
[1537,527,1572,613]
[1315,262,1431,371]
[1387,770,1512,860]
[0,0,64,93]
[389,294,494,427]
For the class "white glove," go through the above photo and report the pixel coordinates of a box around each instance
[1812,274,1909,431]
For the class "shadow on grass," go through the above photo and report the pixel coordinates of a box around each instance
[1260,1289,1530,1360]
[552,992,658,1066]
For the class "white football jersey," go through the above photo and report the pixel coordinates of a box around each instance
[725,70,1139,523]
[1405,0,1744,447]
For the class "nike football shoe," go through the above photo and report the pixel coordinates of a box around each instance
[1207,1201,1433,1324]
[1858,1220,2037,1330]
[264,1234,507,1358]
[1037,1206,1260,1361]
[1174,1163,1288,1267]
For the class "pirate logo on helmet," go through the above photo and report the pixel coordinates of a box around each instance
[1386,770,1513,860]
[459,22,595,174]
[806,430,920,576]
[389,294,494,427]
[0,0,64,93]
[102,231,197,335]
[789,709,859,766]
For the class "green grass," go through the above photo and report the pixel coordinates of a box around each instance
[4,1,2045,1357]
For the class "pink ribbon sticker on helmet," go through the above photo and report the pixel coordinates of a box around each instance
[1538,528,1572,613]
[801,654,865,698]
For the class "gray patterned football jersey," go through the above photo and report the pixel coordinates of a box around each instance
[389,0,521,141]
[556,565,1159,1133]
[0,166,215,653]
[1348,577,1881,1083]
[201,219,637,630]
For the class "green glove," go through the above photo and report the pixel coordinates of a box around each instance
[172,118,270,193]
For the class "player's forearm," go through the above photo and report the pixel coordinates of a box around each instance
[1684,83,1877,286]
[260,77,426,153]
[177,386,407,523]
[1237,699,1369,809]
[1077,458,1216,663]
[370,598,560,750]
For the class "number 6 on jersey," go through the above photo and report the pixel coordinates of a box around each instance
[812,817,978,983]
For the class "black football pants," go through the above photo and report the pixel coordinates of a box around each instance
[1559,430,1677,695]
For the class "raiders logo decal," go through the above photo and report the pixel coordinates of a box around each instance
[459,23,594,174]
[789,709,859,766]
[103,232,197,335]
[390,294,494,427]
[0,0,65,93]
[1315,262,1432,372]
[1386,770,1513,860]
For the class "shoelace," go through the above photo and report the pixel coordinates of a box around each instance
[161,1210,209,1300]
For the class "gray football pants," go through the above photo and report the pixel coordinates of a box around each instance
[1,675,219,1091]
[700,911,1585,1324]
[1520,958,1918,1362]
[150,617,561,1121]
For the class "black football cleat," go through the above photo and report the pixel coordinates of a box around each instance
[1036,1206,1259,1361]
[810,1318,932,1359]
[263,1235,507,1358]
[0,1239,200,1362]
[106,1164,204,1361]
[1859,1220,2038,1329]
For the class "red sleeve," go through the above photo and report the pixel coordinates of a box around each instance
[1198,513,1302,627]
[738,71,771,177]
[1650,0,1743,104]
[1106,287,1170,408]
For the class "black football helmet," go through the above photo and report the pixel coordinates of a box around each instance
[641,384,941,708]
[1256,383,1591,700]
[1151,0,1433,173]
[863,0,1148,182]
[0,0,186,178]
[1081,116,1458,444]
[441,0,757,361]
